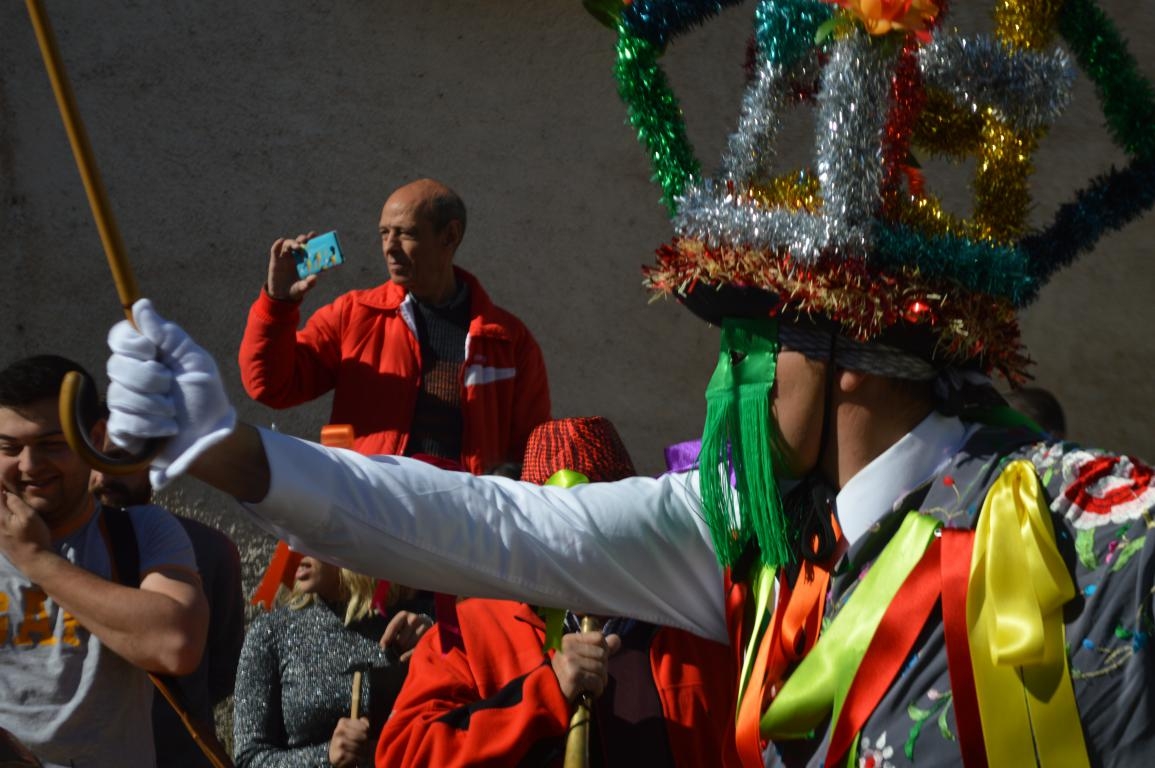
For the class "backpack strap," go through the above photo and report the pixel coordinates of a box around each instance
[97,504,140,587]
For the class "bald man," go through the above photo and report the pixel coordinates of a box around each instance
[239,179,551,473]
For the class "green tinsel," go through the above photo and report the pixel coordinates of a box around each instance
[699,318,794,568]
[1059,0,1155,161]
[615,30,702,215]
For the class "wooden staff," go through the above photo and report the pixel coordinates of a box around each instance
[149,674,235,768]
[563,615,606,768]
[25,0,160,474]
[350,670,363,720]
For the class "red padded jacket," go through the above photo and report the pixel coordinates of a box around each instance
[239,268,550,473]
[377,599,740,767]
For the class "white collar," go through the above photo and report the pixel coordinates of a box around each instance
[835,411,976,547]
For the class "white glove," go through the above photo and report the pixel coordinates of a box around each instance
[106,299,237,489]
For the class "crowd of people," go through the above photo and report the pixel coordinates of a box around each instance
[4,1,1155,766]
[0,171,1134,768]
[0,179,559,767]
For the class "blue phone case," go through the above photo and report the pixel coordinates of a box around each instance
[295,231,345,280]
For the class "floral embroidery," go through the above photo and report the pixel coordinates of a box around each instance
[1027,440,1065,478]
[904,688,954,760]
[1050,450,1155,529]
[1075,517,1151,573]
[1071,585,1155,680]
[859,731,896,768]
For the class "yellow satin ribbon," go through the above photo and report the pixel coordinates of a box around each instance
[968,460,1089,767]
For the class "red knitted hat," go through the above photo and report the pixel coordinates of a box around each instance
[520,417,636,485]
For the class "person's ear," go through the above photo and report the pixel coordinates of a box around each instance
[441,219,464,250]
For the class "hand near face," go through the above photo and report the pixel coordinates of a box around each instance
[0,487,52,572]
[550,629,621,703]
[266,233,318,303]
[327,716,370,768]
[379,610,433,662]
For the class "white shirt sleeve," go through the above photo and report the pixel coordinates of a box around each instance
[244,428,729,641]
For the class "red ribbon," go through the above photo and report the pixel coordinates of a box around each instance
[941,529,987,768]
[827,537,942,766]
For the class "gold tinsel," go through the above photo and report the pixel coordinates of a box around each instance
[965,2,1062,242]
[744,173,823,213]
[995,0,1064,52]
[975,109,1039,243]
[892,193,991,242]
[914,89,985,157]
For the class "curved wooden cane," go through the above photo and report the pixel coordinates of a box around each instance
[26,0,161,474]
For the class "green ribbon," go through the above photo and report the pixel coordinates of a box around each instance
[538,469,591,652]
[761,513,940,742]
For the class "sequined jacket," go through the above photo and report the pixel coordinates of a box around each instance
[233,600,406,768]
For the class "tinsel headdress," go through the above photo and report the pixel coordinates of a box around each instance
[589,0,1155,567]
[593,0,1155,381]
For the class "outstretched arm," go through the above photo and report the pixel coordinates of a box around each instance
[243,434,727,639]
[107,300,728,640]
[189,423,270,503]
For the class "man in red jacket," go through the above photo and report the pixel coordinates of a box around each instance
[238,178,550,473]
[376,418,739,768]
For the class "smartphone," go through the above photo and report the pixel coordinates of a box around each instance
[294,231,345,280]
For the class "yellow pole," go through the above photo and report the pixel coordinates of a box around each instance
[563,616,605,768]
[26,0,158,474]
[25,0,139,322]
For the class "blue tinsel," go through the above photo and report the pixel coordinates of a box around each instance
[873,223,1036,306]
[621,0,747,49]
[754,0,832,68]
[1019,158,1155,306]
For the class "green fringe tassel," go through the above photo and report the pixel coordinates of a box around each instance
[736,388,793,568]
[699,318,795,568]
[700,386,744,565]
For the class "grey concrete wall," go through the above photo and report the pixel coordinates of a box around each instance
[3,0,1153,520]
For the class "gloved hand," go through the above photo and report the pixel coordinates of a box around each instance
[106,299,237,489]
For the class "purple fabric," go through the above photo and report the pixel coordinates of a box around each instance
[664,439,739,487]
[663,440,702,473]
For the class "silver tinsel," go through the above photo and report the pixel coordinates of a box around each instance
[675,34,896,265]
[675,177,829,256]
[919,35,1074,132]
[718,50,821,183]
[814,34,895,255]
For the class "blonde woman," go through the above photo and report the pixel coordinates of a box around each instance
[234,556,431,767]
